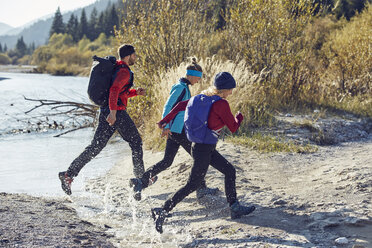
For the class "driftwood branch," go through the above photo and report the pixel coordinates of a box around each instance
[23,96,99,137]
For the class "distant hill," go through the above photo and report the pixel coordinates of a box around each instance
[0,22,14,36]
[0,0,113,49]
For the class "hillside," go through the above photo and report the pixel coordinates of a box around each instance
[0,22,13,36]
[0,0,113,49]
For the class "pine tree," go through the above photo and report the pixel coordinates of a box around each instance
[0,43,3,53]
[96,12,105,37]
[79,9,89,40]
[28,42,36,55]
[50,7,65,37]
[3,44,7,52]
[15,36,27,57]
[88,7,99,40]
[104,5,119,37]
[66,14,79,42]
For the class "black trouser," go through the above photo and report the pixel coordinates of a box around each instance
[67,106,144,178]
[162,143,237,213]
[140,129,207,189]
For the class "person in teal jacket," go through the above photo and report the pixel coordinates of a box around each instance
[129,58,218,201]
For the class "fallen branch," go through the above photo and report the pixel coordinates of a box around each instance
[23,96,99,137]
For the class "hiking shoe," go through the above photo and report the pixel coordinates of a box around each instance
[129,178,142,201]
[151,207,172,221]
[58,171,73,195]
[151,208,167,234]
[196,186,219,200]
[230,202,255,219]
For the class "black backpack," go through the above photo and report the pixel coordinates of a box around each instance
[87,55,130,107]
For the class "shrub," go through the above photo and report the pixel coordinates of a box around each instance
[323,4,372,97]
[0,53,11,64]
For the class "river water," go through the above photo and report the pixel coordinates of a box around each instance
[0,72,191,247]
[0,72,128,196]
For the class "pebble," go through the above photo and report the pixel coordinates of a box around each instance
[335,237,348,245]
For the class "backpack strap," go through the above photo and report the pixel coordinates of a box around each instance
[113,64,133,95]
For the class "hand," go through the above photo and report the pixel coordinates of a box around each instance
[106,110,117,126]
[161,129,172,138]
[137,88,146,96]
[157,122,167,129]
[235,112,243,124]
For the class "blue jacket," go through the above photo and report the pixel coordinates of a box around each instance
[162,78,191,133]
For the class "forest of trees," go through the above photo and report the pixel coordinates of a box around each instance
[0,0,370,66]
[49,4,119,42]
[0,1,121,65]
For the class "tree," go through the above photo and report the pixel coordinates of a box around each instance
[215,0,227,30]
[3,44,7,52]
[312,0,334,15]
[0,43,3,53]
[50,7,65,37]
[348,0,366,15]
[88,7,99,40]
[66,14,79,42]
[79,9,89,40]
[333,0,367,20]
[15,36,27,57]
[104,5,119,37]
[28,42,36,55]
[95,12,105,36]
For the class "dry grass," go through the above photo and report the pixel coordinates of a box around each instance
[227,133,318,153]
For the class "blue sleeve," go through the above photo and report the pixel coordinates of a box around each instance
[162,86,185,129]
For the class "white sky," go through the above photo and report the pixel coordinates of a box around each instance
[0,0,98,28]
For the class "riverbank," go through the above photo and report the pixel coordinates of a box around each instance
[84,137,372,248]
[1,134,371,247]
[0,65,37,73]
[0,193,115,247]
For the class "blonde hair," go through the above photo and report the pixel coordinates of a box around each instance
[201,86,229,96]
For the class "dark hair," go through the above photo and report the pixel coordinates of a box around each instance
[118,44,135,60]
[186,58,202,72]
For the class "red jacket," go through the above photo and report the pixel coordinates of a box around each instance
[109,60,137,110]
[159,98,243,135]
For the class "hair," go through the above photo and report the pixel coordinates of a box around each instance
[186,57,202,72]
[201,86,228,96]
[118,44,135,60]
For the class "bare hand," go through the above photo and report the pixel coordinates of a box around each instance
[137,88,146,96]
[161,129,172,138]
[157,122,167,129]
[106,110,117,126]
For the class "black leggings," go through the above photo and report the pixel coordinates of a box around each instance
[140,130,207,189]
[162,143,237,212]
[67,107,144,178]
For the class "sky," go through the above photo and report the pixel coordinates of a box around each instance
[0,0,98,28]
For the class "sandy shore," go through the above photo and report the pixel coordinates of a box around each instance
[83,134,371,247]
[1,129,371,247]
[0,193,115,247]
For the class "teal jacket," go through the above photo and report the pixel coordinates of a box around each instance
[162,78,191,133]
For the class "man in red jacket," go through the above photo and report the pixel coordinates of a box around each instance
[59,44,147,200]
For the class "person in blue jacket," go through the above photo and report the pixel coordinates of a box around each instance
[130,58,218,200]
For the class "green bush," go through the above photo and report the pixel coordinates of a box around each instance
[30,33,114,75]
[0,53,11,64]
